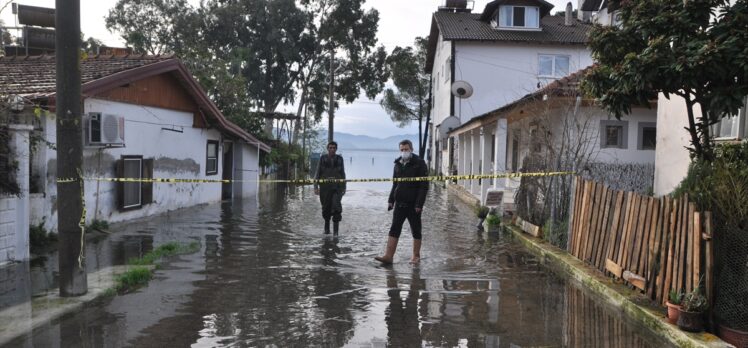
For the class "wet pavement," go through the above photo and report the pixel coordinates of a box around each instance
[1,150,672,347]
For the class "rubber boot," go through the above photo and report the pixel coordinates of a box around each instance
[333,221,339,235]
[375,236,399,264]
[324,219,330,234]
[411,239,422,264]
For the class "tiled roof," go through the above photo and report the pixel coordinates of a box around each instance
[434,12,592,44]
[0,54,271,152]
[0,54,175,98]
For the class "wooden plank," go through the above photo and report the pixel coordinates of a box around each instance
[595,188,614,270]
[641,198,657,279]
[655,197,671,304]
[589,186,607,268]
[693,211,702,291]
[645,198,661,299]
[666,198,680,298]
[649,198,666,301]
[584,183,602,262]
[686,203,696,292]
[625,194,644,270]
[574,180,591,257]
[606,258,623,278]
[617,192,634,266]
[675,196,689,293]
[704,212,715,313]
[574,177,587,256]
[623,270,647,291]
[636,196,652,272]
[567,177,579,253]
[606,191,625,265]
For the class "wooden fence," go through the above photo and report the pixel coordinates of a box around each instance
[567,177,714,305]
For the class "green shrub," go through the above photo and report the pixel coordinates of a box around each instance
[128,242,200,266]
[114,267,152,293]
[669,289,683,305]
[29,220,57,253]
[474,204,489,219]
[485,213,501,227]
[681,289,708,313]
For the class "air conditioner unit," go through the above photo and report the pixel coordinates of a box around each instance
[86,112,125,146]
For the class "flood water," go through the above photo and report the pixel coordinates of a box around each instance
[2,149,671,347]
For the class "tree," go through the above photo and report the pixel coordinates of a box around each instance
[582,0,748,161]
[81,35,103,53]
[380,37,430,157]
[290,0,388,144]
[105,0,191,55]
[0,19,12,46]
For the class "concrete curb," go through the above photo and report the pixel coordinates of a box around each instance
[0,265,154,346]
[503,223,733,348]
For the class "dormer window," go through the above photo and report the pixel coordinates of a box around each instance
[498,5,540,29]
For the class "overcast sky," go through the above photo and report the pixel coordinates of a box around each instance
[1,0,578,138]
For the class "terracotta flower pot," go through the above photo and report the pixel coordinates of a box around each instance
[666,301,682,325]
[720,324,748,348]
[677,309,704,332]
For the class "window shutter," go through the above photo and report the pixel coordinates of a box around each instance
[141,158,154,204]
[116,159,124,210]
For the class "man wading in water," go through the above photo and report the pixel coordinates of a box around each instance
[375,140,428,264]
[314,141,346,235]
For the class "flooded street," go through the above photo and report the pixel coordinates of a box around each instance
[3,150,670,347]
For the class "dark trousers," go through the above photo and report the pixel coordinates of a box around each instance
[320,187,342,222]
[388,203,422,239]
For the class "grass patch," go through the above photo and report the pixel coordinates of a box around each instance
[128,241,200,266]
[88,219,110,232]
[113,266,152,293]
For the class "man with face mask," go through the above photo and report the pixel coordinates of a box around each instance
[314,141,346,235]
[375,140,429,264]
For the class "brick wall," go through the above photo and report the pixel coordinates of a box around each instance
[0,196,17,265]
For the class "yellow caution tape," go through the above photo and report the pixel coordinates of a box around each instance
[56,171,574,185]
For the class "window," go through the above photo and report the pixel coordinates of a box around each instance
[600,120,628,149]
[206,140,219,175]
[638,122,657,150]
[498,6,540,29]
[538,55,570,78]
[713,98,746,140]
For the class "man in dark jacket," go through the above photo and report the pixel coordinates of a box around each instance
[314,141,346,234]
[375,140,429,264]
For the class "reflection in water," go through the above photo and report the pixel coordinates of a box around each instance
[1,150,671,348]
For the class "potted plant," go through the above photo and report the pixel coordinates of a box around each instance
[484,211,501,233]
[677,289,708,332]
[475,205,490,229]
[666,289,683,325]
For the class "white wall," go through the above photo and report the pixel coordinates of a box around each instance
[654,94,694,196]
[233,141,261,198]
[454,42,593,121]
[33,98,234,232]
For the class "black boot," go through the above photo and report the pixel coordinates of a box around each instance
[333,221,339,235]
[324,219,331,234]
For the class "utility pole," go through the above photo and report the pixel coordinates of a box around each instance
[56,0,87,296]
[327,48,335,143]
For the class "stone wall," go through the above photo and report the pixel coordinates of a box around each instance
[0,196,17,265]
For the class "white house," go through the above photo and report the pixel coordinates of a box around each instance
[580,0,748,196]
[426,0,594,175]
[446,68,657,208]
[0,54,270,264]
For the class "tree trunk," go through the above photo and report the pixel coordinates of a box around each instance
[684,95,704,160]
[328,48,335,143]
[56,0,87,297]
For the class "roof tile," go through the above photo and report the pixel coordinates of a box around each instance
[434,12,592,44]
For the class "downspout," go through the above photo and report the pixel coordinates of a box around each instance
[94,148,101,221]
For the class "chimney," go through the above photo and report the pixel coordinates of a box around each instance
[565,2,574,26]
[577,0,592,22]
[439,0,472,13]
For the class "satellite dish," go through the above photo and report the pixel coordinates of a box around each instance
[451,80,473,99]
[438,115,461,142]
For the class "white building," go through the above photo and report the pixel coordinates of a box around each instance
[581,0,748,196]
[426,0,594,175]
[0,54,270,264]
[447,68,657,208]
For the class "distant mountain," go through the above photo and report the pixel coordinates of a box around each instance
[320,131,418,151]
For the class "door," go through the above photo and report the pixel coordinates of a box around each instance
[222,141,234,200]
